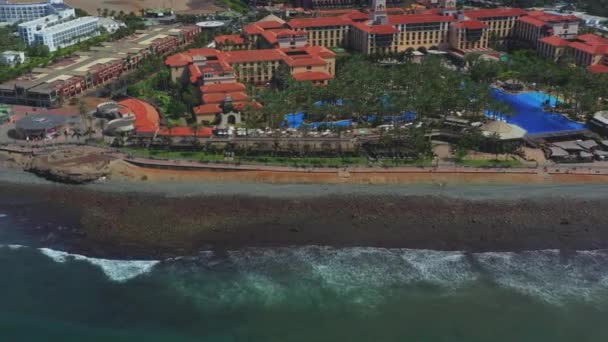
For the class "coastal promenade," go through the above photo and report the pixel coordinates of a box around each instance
[4,142,608,184]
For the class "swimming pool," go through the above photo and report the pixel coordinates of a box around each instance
[487,88,586,134]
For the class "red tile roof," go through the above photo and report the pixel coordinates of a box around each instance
[301,45,336,58]
[517,15,546,28]
[454,20,487,30]
[292,71,333,81]
[353,22,399,34]
[214,34,245,45]
[188,64,202,83]
[201,82,246,94]
[345,10,370,21]
[569,41,606,54]
[203,91,249,104]
[464,8,527,19]
[194,103,222,115]
[588,64,608,74]
[256,20,286,29]
[539,35,570,47]
[118,98,160,133]
[244,24,264,35]
[223,49,284,63]
[388,14,455,25]
[519,11,580,27]
[288,16,352,28]
[165,53,191,67]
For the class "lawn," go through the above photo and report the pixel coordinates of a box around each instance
[458,158,522,168]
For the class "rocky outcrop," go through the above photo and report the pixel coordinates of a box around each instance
[26,147,114,184]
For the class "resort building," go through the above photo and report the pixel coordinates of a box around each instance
[538,33,608,73]
[165,45,336,86]
[513,10,579,47]
[0,25,202,107]
[0,0,73,24]
[215,15,309,50]
[165,45,335,124]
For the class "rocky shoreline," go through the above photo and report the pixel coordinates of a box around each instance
[2,181,608,259]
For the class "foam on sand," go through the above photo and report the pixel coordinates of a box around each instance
[38,248,159,282]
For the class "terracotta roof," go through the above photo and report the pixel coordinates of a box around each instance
[165,53,191,67]
[201,82,246,94]
[300,45,336,58]
[286,56,327,67]
[518,15,546,27]
[256,20,285,29]
[519,11,580,27]
[288,16,352,28]
[203,91,249,104]
[388,14,455,25]
[344,10,370,21]
[260,29,300,43]
[588,64,608,74]
[118,98,160,133]
[224,49,284,63]
[569,41,606,54]
[292,71,333,81]
[464,8,527,19]
[214,34,245,45]
[454,20,487,30]
[353,22,399,34]
[244,24,264,35]
[194,103,222,115]
[539,35,570,47]
[187,64,201,83]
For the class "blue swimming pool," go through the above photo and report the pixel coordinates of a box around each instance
[487,88,586,134]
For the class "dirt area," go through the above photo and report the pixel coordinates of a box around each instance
[62,0,223,15]
[109,160,608,185]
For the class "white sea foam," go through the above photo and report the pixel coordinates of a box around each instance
[38,248,159,282]
[0,214,7,218]
[473,249,608,304]
[218,247,608,306]
[0,244,25,250]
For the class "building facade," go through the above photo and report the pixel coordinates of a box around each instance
[0,0,72,24]
[0,25,202,107]
[32,16,100,52]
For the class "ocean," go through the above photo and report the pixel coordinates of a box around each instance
[2,210,608,341]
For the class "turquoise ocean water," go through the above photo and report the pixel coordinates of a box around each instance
[2,215,608,341]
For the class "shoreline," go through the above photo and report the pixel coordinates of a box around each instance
[2,176,608,260]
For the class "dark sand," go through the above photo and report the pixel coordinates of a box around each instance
[2,181,608,259]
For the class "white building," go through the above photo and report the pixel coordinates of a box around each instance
[0,0,73,24]
[18,11,77,46]
[0,50,25,66]
[32,16,100,52]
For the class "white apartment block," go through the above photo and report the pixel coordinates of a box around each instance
[0,0,73,24]
[32,16,100,52]
[18,11,77,45]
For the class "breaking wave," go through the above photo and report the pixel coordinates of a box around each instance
[158,246,608,307]
[1,245,159,282]
[37,248,159,282]
[3,245,608,305]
